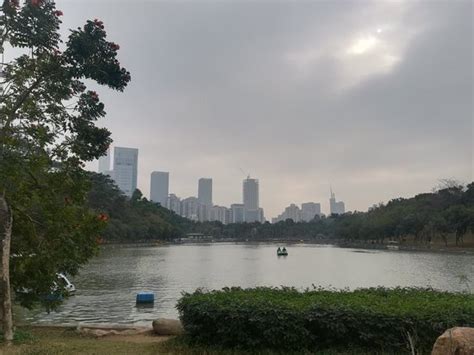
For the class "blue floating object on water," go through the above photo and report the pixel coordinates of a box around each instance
[136,292,154,304]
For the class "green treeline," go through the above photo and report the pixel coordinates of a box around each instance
[188,181,474,245]
[89,173,474,245]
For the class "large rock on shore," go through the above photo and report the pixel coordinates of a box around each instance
[152,318,184,335]
[432,327,474,355]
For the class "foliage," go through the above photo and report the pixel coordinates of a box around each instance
[87,173,191,241]
[0,328,36,343]
[0,0,130,309]
[177,287,474,352]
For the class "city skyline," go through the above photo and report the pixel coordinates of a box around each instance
[75,0,472,218]
[99,146,346,220]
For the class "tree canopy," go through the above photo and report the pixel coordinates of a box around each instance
[87,173,190,242]
[0,0,130,341]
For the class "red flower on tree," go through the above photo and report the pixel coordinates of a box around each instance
[110,43,120,51]
[54,10,63,17]
[93,18,105,29]
[97,213,109,222]
[31,0,42,6]
[90,91,99,101]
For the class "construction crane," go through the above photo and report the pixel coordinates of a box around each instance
[239,167,250,179]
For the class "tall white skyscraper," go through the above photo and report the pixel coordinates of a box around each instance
[150,171,169,206]
[198,178,213,207]
[243,177,261,222]
[113,147,138,197]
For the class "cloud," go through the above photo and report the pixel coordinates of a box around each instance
[54,0,473,217]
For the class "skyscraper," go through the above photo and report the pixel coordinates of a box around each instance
[329,188,345,215]
[150,171,169,206]
[113,147,138,197]
[301,202,321,221]
[198,178,212,207]
[243,177,261,222]
[98,148,111,173]
[98,148,114,178]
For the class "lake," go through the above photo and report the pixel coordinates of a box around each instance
[24,243,474,326]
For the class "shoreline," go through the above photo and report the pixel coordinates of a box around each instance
[100,239,474,254]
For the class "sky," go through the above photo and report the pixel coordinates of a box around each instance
[53,0,472,218]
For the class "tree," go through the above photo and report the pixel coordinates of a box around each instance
[0,0,130,342]
[444,205,471,246]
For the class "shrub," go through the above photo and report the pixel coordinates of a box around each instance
[176,287,474,352]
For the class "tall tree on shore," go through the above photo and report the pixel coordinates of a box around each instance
[0,0,130,343]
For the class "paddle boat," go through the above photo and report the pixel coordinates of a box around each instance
[277,247,288,256]
[16,273,76,296]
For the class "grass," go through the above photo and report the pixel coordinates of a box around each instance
[0,327,398,354]
[159,336,399,354]
[0,327,166,355]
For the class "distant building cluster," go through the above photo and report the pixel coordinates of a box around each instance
[272,202,322,223]
[164,176,265,224]
[98,147,265,224]
[272,189,346,223]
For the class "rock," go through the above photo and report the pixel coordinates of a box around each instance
[152,318,184,335]
[432,327,474,355]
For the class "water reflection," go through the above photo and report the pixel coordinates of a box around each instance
[25,243,473,325]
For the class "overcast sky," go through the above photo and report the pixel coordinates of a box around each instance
[55,0,472,218]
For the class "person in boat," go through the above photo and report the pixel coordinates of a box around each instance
[277,247,281,253]
[282,247,287,253]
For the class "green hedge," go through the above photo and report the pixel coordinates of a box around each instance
[177,287,474,352]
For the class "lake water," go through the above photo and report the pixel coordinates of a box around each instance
[24,243,474,326]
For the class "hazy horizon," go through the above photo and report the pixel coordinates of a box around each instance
[49,0,472,218]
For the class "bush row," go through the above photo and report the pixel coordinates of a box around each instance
[176,287,474,352]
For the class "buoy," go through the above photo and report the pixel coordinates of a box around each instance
[136,292,154,304]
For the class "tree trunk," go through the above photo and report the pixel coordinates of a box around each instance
[0,195,13,344]
[441,233,448,247]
